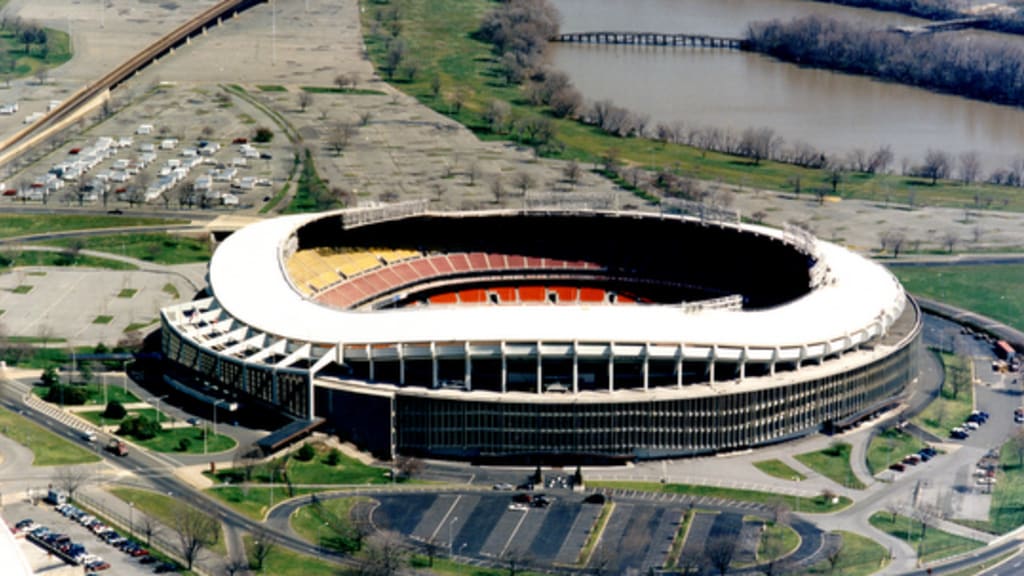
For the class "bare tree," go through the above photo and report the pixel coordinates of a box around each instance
[139,514,159,547]
[358,531,407,576]
[395,455,424,479]
[484,100,511,134]
[326,122,358,156]
[250,525,278,572]
[224,559,247,576]
[467,162,481,186]
[941,230,958,254]
[738,127,777,165]
[826,536,844,574]
[880,229,907,258]
[704,536,736,576]
[422,537,442,567]
[511,172,536,196]
[297,91,313,113]
[867,145,894,174]
[920,149,951,185]
[53,466,91,501]
[490,176,505,205]
[501,546,531,576]
[174,506,220,570]
[563,159,582,187]
[958,151,982,185]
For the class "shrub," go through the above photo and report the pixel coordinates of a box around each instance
[40,366,60,387]
[253,126,274,143]
[296,443,316,462]
[44,384,88,405]
[103,400,127,420]
[118,415,161,440]
[177,438,192,452]
[325,449,341,466]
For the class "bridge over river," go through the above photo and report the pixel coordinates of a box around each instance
[553,31,746,49]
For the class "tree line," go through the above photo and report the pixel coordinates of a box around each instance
[745,15,1024,108]
[812,0,1024,38]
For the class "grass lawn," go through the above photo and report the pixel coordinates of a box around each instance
[117,288,137,298]
[795,442,867,489]
[358,0,1024,214]
[210,443,390,486]
[162,283,180,299]
[891,264,1024,333]
[0,214,179,239]
[0,405,100,465]
[409,555,547,576]
[128,427,236,455]
[124,319,158,333]
[753,459,807,481]
[92,315,113,324]
[41,232,211,265]
[803,531,889,575]
[206,486,317,521]
[757,521,801,563]
[664,509,690,568]
[869,511,983,562]
[969,440,1024,534]
[257,84,288,91]
[586,481,851,513]
[108,487,226,558]
[76,407,162,426]
[0,26,72,79]
[913,352,974,439]
[291,496,373,550]
[32,383,139,406]
[578,501,614,565]
[867,429,927,475]
[242,534,342,576]
[11,285,31,294]
[0,249,137,270]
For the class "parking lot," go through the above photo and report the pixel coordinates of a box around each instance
[5,498,177,575]
[368,490,778,573]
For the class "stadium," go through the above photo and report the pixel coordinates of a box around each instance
[160,203,921,462]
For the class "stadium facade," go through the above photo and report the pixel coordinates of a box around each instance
[160,204,921,461]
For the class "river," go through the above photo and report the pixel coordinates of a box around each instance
[549,0,1024,172]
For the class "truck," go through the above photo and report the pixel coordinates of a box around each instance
[106,439,128,457]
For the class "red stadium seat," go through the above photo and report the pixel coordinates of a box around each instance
[429,293,458,304]
[487,253,507,269]
[467,253,489,270]
[552,286,577,303]
[429,255,454,274]
[449,254,471,272]
[506,254,526,268]
[492,287,516,303]
[518,286,545,302]
[580,287,606,303]
[459,289,486,303]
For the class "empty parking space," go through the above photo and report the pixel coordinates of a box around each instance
[372,494,436,537]
[554,502,602,565]
[640,506,684,570]
[454,496,506,556]
[529,501,580,562]
[408,494,459,542]
[479,507,531,558]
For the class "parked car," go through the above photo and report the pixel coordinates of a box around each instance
[889,462,906,472]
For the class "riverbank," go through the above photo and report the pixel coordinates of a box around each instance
[359,0,1024,213]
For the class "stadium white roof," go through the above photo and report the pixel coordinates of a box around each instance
[205,210,905,350]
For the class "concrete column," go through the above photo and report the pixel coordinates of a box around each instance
[642,343,650,390]
[464,342,472,391]
[536,341,543,394]
[398,343,405,386]
[500,341,507,394]
[739,347,747,381]
[572,341,579,394]
[708,345,717,384]
[608,343,615,392]
[307,371,315,418]
[770,347,778,376]
[431,341,438,388]
[676,344,684,388]
[366,344,374,382]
